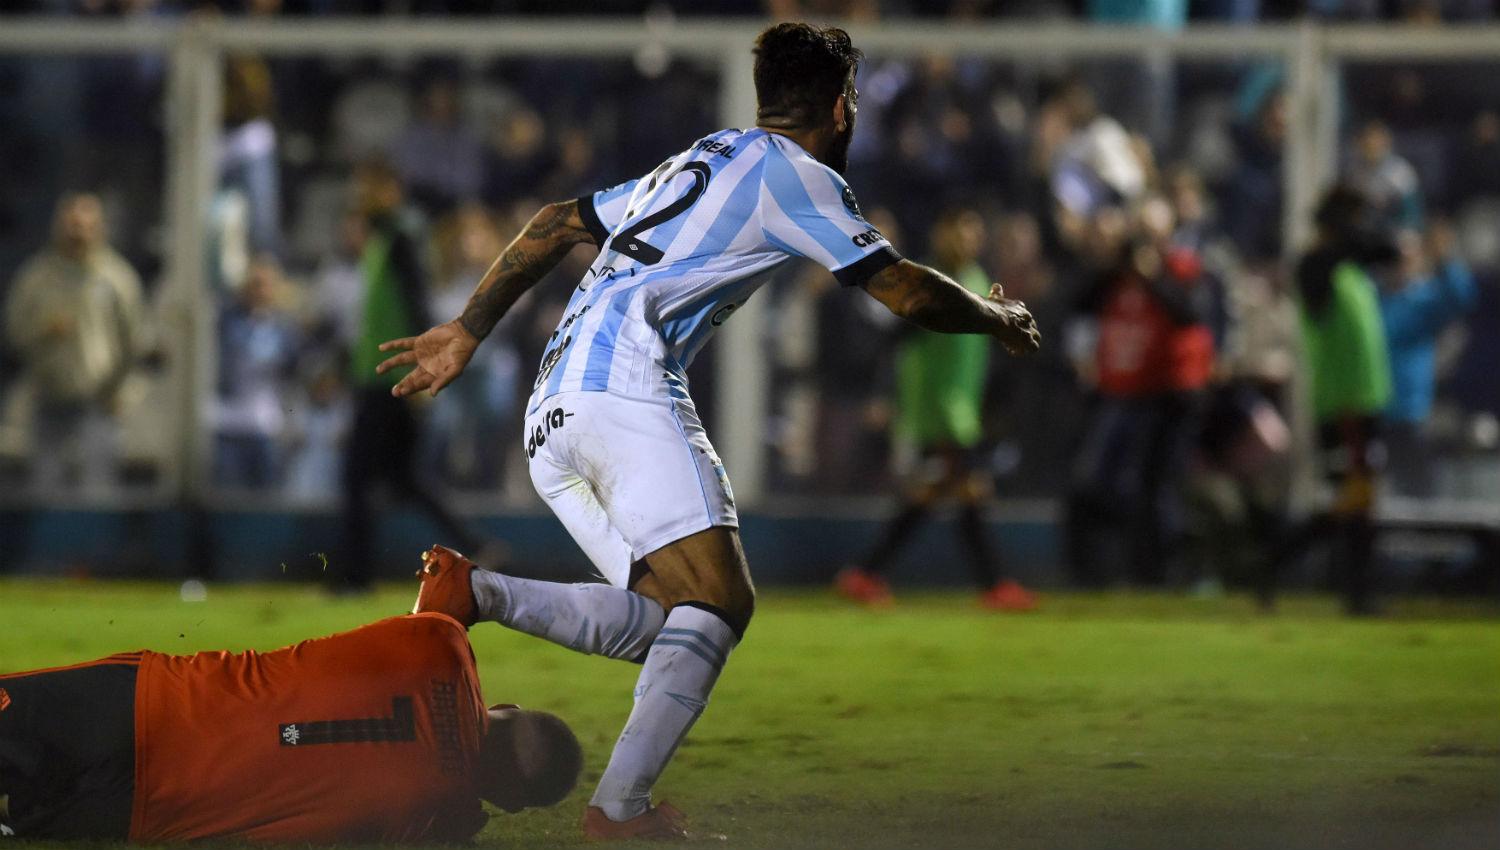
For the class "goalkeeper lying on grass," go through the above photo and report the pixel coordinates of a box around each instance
[0,551,581,843]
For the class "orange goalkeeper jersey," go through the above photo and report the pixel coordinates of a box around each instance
[129,613,489,844]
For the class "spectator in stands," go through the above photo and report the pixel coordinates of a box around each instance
[880,57,1004,236]
[74,0,171,272]
[5,193,148,498]
[284,363,349,503]
[1065,200,1216,587]
[310,208,368,356]
[984,209,1071,491]
[534,125,605,202]
[836,207,1037,611]
[391,75,484,215]
[1042,78,1149,253]
[1085,0,1185,149]
[765,0,881,19]
[809,207,901,494]
[1304,0,1383,18]
[990,210,1055,306]
[1195,0,1260,22]
[423,203,522,491]
[1186,262,1300,597]
[481,105,551,208]
[1451,110,1500,207]
[213,255,301,491]
[1165,164,1217,254]
[333,158,487,591]
[1224,87,1284,262]
[1225,86,1286,262]
[1379,219,1477,496]
[1268,185,1395,615]
[1346,120,1424,234]
[220,54,281,259]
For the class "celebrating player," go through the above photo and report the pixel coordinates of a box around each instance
[377,22,1040,840]
[0,597,582,843]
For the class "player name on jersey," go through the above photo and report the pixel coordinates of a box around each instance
[692,137,738,158]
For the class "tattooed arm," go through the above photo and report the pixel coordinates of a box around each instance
[860,259,1040,356]
[376,200,598,398]
[456,200,596,340]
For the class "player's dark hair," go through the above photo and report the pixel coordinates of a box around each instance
[753,22,862,129]
[1300,183,1398,316]
[519,711,584,808]
[477,709,583,811]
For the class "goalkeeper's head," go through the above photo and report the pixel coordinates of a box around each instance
[476,706,584,812]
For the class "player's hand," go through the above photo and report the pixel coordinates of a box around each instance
[376,320,480,398]
[986,283,1041,356]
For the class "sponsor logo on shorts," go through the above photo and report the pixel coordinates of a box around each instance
[527,406,575,459]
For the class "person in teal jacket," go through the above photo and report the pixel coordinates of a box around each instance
[1379,222,1477,496]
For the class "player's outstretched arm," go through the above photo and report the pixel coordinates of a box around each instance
[859,258,1041,355]
[376,200,598,397]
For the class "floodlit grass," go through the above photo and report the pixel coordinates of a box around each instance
[1,579,1497,850]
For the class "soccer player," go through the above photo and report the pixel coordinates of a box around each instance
[377,23,1041,840]
[0,594,582,843]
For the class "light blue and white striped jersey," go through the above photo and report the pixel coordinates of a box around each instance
[526,127,900,412]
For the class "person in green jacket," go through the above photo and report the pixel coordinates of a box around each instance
[836,208,1037,611]
[1266,186,1394,615]
[333,158,487,592]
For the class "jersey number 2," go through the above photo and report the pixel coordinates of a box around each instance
[611,162,712,265]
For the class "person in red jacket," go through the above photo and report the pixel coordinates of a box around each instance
[0,609,582,843]
[1065,213,1216,587]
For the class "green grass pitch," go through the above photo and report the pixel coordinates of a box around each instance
[1,579,1497,850]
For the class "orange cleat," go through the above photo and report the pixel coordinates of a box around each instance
[412,545,478,628]
[980,579,1038,612]
[834,567,895,607]
[582,802,691,841]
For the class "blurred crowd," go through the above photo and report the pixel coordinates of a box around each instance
[1,9,1498,594]
[7,0,1500,22]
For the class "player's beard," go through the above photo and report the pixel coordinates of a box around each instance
[826,113,855,174]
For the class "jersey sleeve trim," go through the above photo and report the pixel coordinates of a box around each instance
[835,245,903,288]
[576,194,610,244]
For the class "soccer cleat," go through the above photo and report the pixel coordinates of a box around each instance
[834,567,895,607]
[582,802,691,841]
[412,545,479,628]
[980,579,1038,612]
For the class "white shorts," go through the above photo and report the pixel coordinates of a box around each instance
[525,391,739,587]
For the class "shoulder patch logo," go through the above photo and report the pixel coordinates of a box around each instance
[0,688,10,712]
[842,186,864,219]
